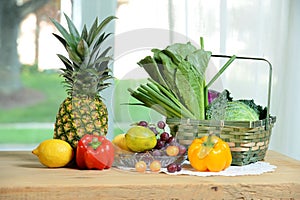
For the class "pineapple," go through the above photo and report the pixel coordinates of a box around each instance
[51,14,116,148]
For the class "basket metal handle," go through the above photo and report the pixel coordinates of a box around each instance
[210,54,273,130]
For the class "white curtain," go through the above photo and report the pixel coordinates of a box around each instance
[114,0,300,160]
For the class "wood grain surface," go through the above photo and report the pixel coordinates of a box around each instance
[0,150,299,199]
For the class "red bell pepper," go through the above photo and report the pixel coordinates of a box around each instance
[76,134,114,170]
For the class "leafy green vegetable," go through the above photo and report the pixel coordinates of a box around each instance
[130,39,212,120]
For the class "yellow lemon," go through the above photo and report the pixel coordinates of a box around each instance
[112,133,131,151]
[125,126,157,152]
[32,139,74,168]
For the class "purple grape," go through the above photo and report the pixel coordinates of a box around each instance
[176,164,182,172]
[167,136,176,144]
[178,145,187,155]
[152,149,162,156]
[160,132,170,142]
[138,120,148,127]
[167,163,177,173]
[155,139,165,149]
[157,121,166,129]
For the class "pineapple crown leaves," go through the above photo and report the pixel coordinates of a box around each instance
[51,14,116,63]
[50,13,117,97]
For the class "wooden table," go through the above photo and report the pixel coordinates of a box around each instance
[0,150,299,199]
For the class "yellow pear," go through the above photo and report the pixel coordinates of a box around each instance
[125,126,157,152]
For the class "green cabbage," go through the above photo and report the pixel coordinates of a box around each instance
[206,90,262,121]
[223,101,259,121]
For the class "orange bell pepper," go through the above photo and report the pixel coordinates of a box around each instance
[188,134,232,172]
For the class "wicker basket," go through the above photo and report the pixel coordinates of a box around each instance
[166,55,276,166]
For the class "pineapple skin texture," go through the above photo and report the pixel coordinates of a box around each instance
[53,96,108,149]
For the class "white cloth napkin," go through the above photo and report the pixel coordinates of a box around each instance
[160,161,276,176]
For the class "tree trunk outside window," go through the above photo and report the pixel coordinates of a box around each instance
[0,0,49,95]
